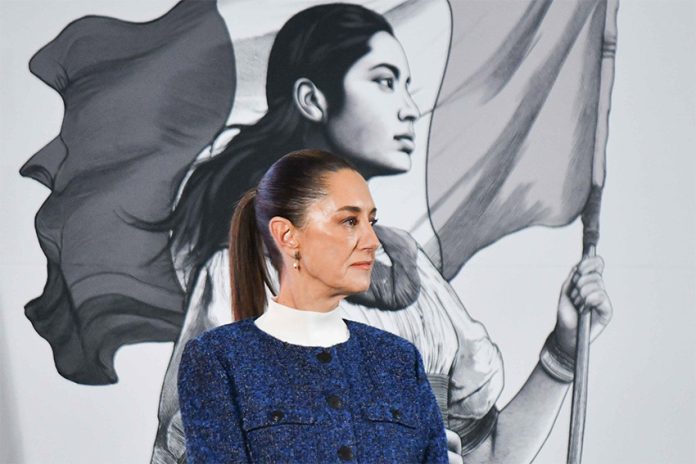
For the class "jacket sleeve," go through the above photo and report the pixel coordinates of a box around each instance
[414,345,449,464]
[177,337,251,463]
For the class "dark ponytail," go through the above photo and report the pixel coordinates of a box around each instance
[228,188,275,321]
[228,149,356,320]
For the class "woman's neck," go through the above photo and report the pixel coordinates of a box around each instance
[275,270,343,312]
[274,286,342,313]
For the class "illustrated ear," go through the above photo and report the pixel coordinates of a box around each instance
[268,216,300,258]
[293,77,328,123]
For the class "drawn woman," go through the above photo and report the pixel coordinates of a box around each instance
[148,4,613,464]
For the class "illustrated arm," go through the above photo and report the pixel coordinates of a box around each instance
[462,364,570,464]
[463,257,612,463]
[177,338,251,464]
[443,312,569,463]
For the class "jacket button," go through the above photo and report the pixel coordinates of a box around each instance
[326,394,343,409]
[316,350,332,363]
[269,410,284,422]
[337,445,353,461]
[391,408,401,420]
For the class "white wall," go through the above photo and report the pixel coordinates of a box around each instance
[1,1,694,463]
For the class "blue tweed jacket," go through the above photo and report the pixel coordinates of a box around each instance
[177,317,449,463]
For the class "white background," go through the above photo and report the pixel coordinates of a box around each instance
[1,1,694,463]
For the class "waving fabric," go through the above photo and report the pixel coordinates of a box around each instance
[20,0,235,384]
[425,0,614,280]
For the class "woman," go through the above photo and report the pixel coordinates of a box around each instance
[153,4,612,464]
[177,149,449,463]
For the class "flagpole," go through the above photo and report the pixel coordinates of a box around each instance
[567,1,619,463]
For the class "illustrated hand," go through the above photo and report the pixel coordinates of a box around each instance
[446,428,463,464]
[554,255,613,356]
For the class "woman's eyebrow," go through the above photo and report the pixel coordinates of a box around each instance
[368,63,400,79]
[336,206,378,215]
[369,63,411,86]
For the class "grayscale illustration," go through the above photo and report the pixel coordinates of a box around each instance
[16,1,619,463]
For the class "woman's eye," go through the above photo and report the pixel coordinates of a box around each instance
[375,77,395,90]
[370,218,379,226]
[344,217,358,226]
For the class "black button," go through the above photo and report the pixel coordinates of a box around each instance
[337,445,353,461]
[316,350,332,363]
[326,394,343,409]
[391,408,401,420]
[269,410,284,422]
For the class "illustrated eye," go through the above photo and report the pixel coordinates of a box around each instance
[375,77,395,90]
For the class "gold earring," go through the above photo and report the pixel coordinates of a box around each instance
[293,251,301,270]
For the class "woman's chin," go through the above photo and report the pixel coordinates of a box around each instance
[372,153,411,176]
[343,151,411,178]
[345,279,372,295]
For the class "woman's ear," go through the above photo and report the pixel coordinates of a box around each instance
[268,216,299,259]
[293,78,328,123]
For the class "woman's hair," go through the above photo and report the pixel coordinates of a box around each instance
[229,149,356,320]
[140,4,393,301]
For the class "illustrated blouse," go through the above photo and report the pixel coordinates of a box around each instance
[177,313,449,463]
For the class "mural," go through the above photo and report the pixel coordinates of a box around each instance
[18,0,618,462]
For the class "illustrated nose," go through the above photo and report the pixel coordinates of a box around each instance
[398,90,420,122]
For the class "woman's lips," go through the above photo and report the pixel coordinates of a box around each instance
[394,134,415,154]
[350,261,373,270]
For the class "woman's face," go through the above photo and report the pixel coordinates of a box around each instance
[295,169,380,297]
[322,31,420,178]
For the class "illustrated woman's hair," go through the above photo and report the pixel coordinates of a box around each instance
[229,149,356,320]
[139,4,393,304]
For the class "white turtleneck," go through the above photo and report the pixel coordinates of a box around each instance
[254,296,350,347]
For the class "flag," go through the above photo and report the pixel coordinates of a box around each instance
[424,0,616,280]
[20,0,235,384]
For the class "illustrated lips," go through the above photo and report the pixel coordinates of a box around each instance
[394,133,415,143]
[394,134,415,153]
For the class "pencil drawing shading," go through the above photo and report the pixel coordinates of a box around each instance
[19,1,618,463]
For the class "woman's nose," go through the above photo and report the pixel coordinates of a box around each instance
[362,222,380,252]
[398,91,420,122]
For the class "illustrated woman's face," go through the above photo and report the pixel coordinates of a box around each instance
[324,31,420,178]
[296,169,380,297]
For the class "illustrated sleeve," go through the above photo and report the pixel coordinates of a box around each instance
[446,300,504,454]
[177,338,251,464]
[414,346,449,464]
